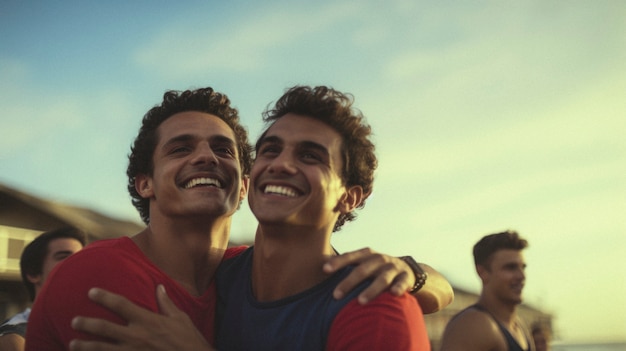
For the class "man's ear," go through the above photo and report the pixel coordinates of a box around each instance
[337,185,364,214]
[240,176,250,202]
[476,264,490,283]
[135,174,154,198]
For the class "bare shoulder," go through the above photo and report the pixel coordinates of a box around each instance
[440,308,505,351]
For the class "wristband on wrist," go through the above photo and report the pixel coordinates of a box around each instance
[400,256,428,293]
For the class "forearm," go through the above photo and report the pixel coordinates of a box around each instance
[413,263,454,314]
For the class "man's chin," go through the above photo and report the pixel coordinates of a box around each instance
[511,296,523,305]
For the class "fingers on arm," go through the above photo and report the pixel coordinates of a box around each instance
[87,288,147,322]
[358,269,411,304]
[156,285,187,319]
[331,249,384,298]
[324,247,375,273]
[333,253,411,303]
[352,255,414,302]
[71,316,129,341]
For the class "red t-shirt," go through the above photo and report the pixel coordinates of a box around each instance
[25,236,244,351]
[327,293,429,350]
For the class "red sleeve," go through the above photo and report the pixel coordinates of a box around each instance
[326,292,430,351]
[25,243,159,351]
[224,245,248,260]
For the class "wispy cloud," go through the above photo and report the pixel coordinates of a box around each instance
[132,2,361,78]
[1,96,84,157]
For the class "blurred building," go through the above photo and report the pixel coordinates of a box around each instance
[0,183,144,321]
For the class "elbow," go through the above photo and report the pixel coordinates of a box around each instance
[418,287,454,314]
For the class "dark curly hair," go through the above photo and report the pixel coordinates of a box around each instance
[127,87,253,224]
[473,230,528,268]
[259,85,377,232]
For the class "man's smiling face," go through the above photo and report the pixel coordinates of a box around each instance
[249,113,350,231]
[136,111,247,221]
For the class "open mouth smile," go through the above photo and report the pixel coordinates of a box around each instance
[263,184,299,197]
[184,177,222,189]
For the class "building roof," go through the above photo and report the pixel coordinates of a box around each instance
[0,183,143,241]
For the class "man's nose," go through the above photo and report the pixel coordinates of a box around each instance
[191,142,218,165]
[267,151,297,174]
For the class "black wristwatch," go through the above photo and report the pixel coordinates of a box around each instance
[400,256,428,293]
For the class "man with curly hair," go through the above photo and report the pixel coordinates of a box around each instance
[26,88,250,350]
[213,85,430,350]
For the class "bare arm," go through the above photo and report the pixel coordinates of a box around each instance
[414,262,454,313]
[69,286,214,351]
[440,310,504,351]
[323,247,454,313]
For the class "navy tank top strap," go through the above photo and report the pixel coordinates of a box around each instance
[471,304,529,351]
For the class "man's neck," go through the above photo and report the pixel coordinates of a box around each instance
[477,293,518,327]
[132,214,231,296]
[477,293,529,349]
[251,224,335,302]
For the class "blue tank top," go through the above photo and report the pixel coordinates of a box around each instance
[472,304,530,351]
[214,247,370,351]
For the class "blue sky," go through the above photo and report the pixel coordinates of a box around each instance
[1,0,625,344]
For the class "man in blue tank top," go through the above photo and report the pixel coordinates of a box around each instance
[440,230,533,351]
[213,85,430,350]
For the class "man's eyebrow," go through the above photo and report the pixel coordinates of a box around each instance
[256,136,329,156]
[299,141,330,158]
[52,250,76,259]
[256,135,330,158]
[162,134,195,149]
[503,261,522,269]
[211,135,237,146]
[256,135,283,150]
[162,134,236,148]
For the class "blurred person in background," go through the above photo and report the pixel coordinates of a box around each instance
[531,323,551,351]
[0,227,85,351]
[440,230,532,351]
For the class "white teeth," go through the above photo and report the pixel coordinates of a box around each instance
[264,185,298,197]
[184,177,221,189]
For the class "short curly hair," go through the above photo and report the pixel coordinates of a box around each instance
[127,87,253,224]
[259,86,377,232]
[473,230,528,268]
